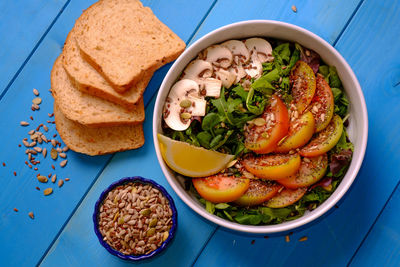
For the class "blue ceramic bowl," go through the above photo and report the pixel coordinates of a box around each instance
[93,176,178,261]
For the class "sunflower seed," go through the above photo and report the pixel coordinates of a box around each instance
[28,212,34,219]
[33,88,39,96]
[43,125,48,132]
[42,148,47,158]
[59,153,67,159]
[43,188,53,196]
[33,147,42,153]
[20,121,29,126]
[62,146,69,152]
[58,179,64,188]
[50,148,58,160]
[37,176,48,183]
[51,139,56,147]
[291,5,297,12]
[32,97,42,105]
[51,174,57,183]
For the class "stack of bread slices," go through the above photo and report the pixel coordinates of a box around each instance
[51,0,185,156]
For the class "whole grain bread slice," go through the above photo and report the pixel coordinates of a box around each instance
[51,56,144,127]
[54,103,144,156]
[74,0,186,93]
[62,29,152,110]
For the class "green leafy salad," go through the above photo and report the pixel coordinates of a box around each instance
[161,38,353,225]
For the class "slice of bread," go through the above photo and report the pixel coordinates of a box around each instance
[54,103,144,155]
[74,0,186,92]
[62,29,152,110]
[51,56,145,127]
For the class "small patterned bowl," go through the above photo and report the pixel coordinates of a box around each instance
[93,176,178,261]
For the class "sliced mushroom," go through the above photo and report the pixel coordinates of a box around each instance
[181,59,213,81]
[202,45,233,69]
[243,59,263,79]
[163,79,206,131]
[214,68,237,89]
[245,38,274,63]
[221,40,250,65]
[229,64,247,84]
[202,78,222,98]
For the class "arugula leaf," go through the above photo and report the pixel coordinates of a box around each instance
[196,131,213,148]
[246,87,266,115]
[232,85,248,101]
[272,43,291,65]
[329,66,342,88]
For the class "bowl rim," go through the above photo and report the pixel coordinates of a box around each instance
[153,20,368,234]
[93,176,178,261]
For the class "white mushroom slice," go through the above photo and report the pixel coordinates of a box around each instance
[221,40,250,65]
[244,59,263,79]
[203,45,233,69]
[181,59,213,81]
[215,69,237,89]
[245,38,274,63]
[202,78,222,98]
[163,79,206,131]
[229,65,247,84]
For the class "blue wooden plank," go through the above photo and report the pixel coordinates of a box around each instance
[350,183,400,267]
[41,95,216,267]
[191,0,361,44]
[0,0,215,266]
[0,0,68,94]
[194,0,400,266]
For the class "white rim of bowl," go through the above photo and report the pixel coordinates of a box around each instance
[153,20,368,234]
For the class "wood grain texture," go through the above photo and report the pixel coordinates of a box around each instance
[194,0,400,266]
[0,0,215,266]
[41,96,216,267]
[0,0,68,94]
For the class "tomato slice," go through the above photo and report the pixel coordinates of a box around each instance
[300,115,343,157]
[277,154,328,188]
[311,74,334,132]
[192,174,250,203]
[244,95,289,154]
[242,153,301,180]
[290,61,316,114]
[266,187,307,208]
[234,180,282,206]
[275,111,315,153]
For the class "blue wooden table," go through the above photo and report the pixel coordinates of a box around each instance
[1,0,399,266]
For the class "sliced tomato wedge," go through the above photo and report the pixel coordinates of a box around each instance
[266,187,307,208]
[244,95,289,154]
[311,74,334,132]
[242,153,301,180]
[275,111,315,153]
[277,154,328,188]
[234,180,282,206]
[290,61,316,114]
[192,174,250,203]
[300,115,343,157]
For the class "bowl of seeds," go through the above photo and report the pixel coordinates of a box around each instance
[93,176,177,261]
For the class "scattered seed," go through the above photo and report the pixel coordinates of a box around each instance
[253,117,266,126]
[43,125,48,132]
[14,208,19,212]
[50,148,58,160]
[58,179,64,188]
[59,152,67,159]
[32,103,40,110]
[62,146,69,152]
[251,240,255,245]
[60,160,67,168]
[51,164,55,170]
[43,148,47,158]
[299,236,308,242]
[37,176,48,183]
[264,236,269,239]
[51,174,57,183]
[291,5,297,12]
[51,139,57,147]
[33,88,39,96]
[32,97,42,105]
[28,212,34,219]
[65,178,70,181]
[13,171,17,176]
[30,116,34,121]
[43,188,53,196]
[33,147,42,153]
[48,113,54,117]
[20,121,29,126]
[36,186,40,191]
[285,235,290,242]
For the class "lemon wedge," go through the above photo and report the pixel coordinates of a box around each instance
[157,134,235,177]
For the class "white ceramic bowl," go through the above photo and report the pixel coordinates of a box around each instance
[153,20,368,234]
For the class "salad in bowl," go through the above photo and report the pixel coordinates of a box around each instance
[153,21,367,233]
